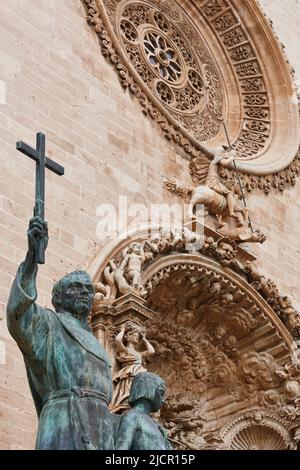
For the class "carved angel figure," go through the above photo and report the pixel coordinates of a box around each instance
[120,242,146,290]
[110,323,155,414]
[100,243,147,301]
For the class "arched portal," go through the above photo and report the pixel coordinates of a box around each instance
[89,225,300,449]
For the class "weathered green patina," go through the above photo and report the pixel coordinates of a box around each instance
[115,372,172,450]
[7,217,115,449]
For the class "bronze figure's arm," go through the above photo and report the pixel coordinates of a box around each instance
[6,216,48,340]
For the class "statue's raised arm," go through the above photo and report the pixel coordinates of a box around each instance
[7,216,48,345]
[6,215,114,450]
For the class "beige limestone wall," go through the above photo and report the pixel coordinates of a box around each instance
[241,0,300,311]
[0,0,299,450]
[258,0,300,79]
[242,185,300,312]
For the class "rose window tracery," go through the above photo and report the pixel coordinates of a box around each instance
[116,0,225,140]
[84,0,300,193]
[143,33,182,83]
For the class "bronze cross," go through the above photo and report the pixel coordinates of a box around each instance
[16,132,64,263]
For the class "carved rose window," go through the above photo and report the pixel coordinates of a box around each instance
[115,0,225,141]
[84,0,300,193]
[143,33,182,83]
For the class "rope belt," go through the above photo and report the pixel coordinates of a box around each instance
[42,386,109,407]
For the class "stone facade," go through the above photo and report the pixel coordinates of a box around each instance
[258,0,300,77]
[0,0,299,449]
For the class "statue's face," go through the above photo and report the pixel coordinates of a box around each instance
[152,383,166,412]
[61,273,94,318]
[126,330,140,345]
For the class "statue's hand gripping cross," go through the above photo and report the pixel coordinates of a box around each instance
[16,132,64,264]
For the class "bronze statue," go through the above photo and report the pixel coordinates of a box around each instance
[7,216,114,449]
[115,372,172,450]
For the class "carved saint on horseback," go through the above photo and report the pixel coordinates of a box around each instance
[165,145,266,244]
[187,146,243,220]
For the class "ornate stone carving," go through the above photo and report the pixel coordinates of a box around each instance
[91,223,300,347]
[93,227,202,305]
[186,146,244,220]
[244,262,300,343]
[90,228,300,448]
[94,242,150,303]
[217,148,300,195]
[166,146,266,244]
[216,212,266,244]
[219,410,294,450]
[139,262,299,448]
[83,0,300,193]
[117,0,224,142]
[160,395,207,449]
[110,322,155,413]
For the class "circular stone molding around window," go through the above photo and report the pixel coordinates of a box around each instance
[83,0,300,193]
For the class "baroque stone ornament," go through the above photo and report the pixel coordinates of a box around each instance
[82,0,300,193]
[115,372,172,449]
[116,0,225,142]
[186,146,244,220]
[218,410,294,450]
[165,151,266,247]
[110,322,155,413]
[89,226,300,449]
[171,145,266,244]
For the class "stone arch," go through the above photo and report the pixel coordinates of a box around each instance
[89,225,300,449]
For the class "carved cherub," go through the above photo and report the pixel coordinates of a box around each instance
[244,262,278,300]
[100,243,147,299]
[158,227,187,251]
[144,235,160,261]
[120,242,146,290]
[278,296,300,340]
